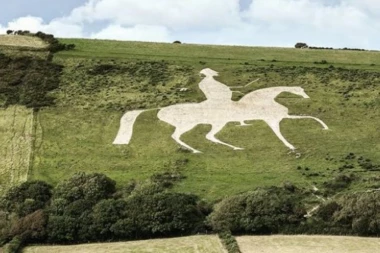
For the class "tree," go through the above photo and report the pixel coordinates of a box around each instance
[295,42,308,49]
[6,30,13,35]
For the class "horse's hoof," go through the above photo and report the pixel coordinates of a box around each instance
[193,150,202,154]
[234,147,244,151]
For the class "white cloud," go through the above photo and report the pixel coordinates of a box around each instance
[90,24,171,42]
[245,0,370,31]
[241,0,378,48]
[69,0,242,30]
[0,0,379,49]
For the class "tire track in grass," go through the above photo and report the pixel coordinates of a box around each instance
[27,109,38,180]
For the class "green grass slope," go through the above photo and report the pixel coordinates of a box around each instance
[2,39,380,200]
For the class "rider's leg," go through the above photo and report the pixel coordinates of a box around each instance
[172,125,202,153]
[206,124,243,150]
[238,121,251,126]
[287,115,329,130]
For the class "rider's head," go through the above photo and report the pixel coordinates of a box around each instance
[200,68,219,77]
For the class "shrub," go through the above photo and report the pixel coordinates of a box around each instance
[0,55,63,108]
[3,236,23,253]
[173,40,182,44]
[323,173,355,194]
[53,172,116,204]
[34,31,75,52]
[295,42,308,48]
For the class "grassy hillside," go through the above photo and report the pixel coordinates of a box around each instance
[1,39,380,200]
[236,235,380,253]
[23,235,227,253]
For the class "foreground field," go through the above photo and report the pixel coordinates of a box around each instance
[0,106,34,195]
[236,235,380,253]
[23,235,227,253]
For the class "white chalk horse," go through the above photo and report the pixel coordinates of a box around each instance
[114,69,328,153]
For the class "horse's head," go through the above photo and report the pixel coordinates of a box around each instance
[200,68,219,77]
[291,87,310,99]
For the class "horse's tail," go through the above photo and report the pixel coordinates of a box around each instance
[113,109,147,145]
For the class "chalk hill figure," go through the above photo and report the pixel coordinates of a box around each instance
[113,68,328,153]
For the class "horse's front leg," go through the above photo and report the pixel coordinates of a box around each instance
[266,120,296,150]
[172,125,202,153]
[206,124,244,150]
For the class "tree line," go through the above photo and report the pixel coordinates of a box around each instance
[5,30,75,52]
[0,171,379,252]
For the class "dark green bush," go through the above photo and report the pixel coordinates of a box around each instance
[218,231,241,253]
[123,192,206,239]
[323,173,355,195]
[53,172,116,204]
[1,181,52,217]
[311,192,380,236]
[208,186,306,234]
[9,210,48,243]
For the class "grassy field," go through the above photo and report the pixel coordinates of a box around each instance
[1,38,380,200]
[23,235,227,253]
[0,35,47,48]
[0,106,34,195]
[236,235,380,253]
[58,39,380,68]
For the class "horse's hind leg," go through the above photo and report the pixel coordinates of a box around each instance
[172,125,201,153]
[206,124,244,150]
[287,115,329,130]
[266,120,296,150]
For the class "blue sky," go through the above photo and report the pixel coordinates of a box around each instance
[0,0,379,49]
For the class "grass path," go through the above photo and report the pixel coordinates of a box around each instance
[236,235,380,253]
[23,235,227,253]
[0,106,34,195]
